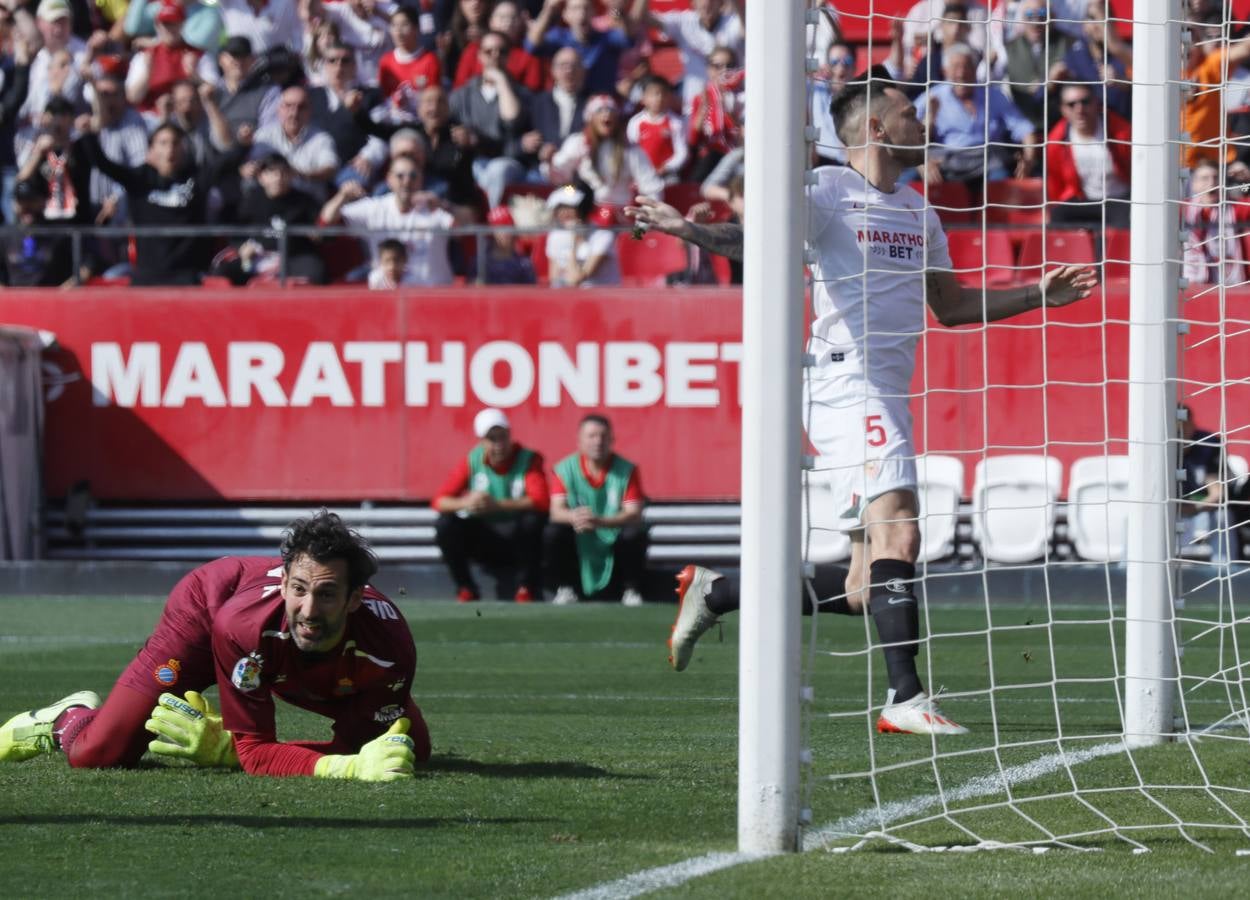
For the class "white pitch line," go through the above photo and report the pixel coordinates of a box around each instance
[802,738,1127,849]
[552,851,770,900]
[557,739,1129,900]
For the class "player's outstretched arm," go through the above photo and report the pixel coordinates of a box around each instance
[925,265,1099,327]
[625,195,744,261]
[145,691,240,768]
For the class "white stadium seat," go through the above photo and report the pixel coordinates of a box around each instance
[972,455,1063,563]
[1067,455,1131,562]
[801,465,852,563]
[916,454,965,562]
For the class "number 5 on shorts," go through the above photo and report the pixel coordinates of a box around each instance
[865,415,887,448]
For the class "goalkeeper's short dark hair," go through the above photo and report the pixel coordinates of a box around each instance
[281,510,378,591]
[830,65,908,149]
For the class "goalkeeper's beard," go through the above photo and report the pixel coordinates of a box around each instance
[291,610,348,653]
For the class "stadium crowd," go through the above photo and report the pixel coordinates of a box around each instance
[0,0,1244,287]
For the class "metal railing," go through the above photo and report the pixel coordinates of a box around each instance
[5,222,651,287]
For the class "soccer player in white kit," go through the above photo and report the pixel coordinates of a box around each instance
[626,75,1097,735]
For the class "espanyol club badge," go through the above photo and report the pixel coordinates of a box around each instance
[153,658,181,687]
[231,652,264,692]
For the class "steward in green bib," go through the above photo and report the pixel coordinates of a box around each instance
[544,415,649,607]
[433,409,550,603]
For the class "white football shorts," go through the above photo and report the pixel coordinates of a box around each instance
[804,362,918,528]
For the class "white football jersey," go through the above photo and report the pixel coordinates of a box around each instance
[806,166,951,393]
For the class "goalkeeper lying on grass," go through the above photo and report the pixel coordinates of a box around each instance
[0,510,429,781]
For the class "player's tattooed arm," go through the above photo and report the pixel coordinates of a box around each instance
[624,196,744,261]
[925,265,1099,326]
[680,221,745,261]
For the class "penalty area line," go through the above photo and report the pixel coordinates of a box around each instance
[555,739,1129,900]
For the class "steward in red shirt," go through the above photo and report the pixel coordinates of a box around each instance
[432,407,550,603]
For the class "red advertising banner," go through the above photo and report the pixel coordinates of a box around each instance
[2,285,1246,501]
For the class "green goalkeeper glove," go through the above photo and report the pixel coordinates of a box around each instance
[313,718,415,782]
[145,691,239,768]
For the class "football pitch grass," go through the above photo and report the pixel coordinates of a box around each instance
[5,593,1250,898]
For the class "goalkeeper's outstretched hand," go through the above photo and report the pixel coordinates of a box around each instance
[314,718,415,782]
[145,691,239,768]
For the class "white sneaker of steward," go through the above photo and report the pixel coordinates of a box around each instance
[876,689,969,736]
[621,589,644,607]
[668,565,721,672]
[552,586,579,605]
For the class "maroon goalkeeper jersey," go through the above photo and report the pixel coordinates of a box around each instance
[203,557,420,776]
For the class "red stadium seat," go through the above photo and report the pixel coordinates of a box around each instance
[946,229,1018,286]
[616,230,689,286]
[1103,228,1131,281]
[986,178,1045,225]
[710,253,732,285]
[1017,230,1098,279]
[926,180,978,225]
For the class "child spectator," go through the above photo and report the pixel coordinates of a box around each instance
[378,7,441,96]
[368,237,410,288]
[626,75,687,181]
[479,204,537,284]
[545,184,620,287]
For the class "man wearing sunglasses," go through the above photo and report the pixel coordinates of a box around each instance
[811,42,857,166]
[1046,81,1130,228]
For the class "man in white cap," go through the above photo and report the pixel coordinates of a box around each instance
[19,0,89,151]
[431,408,550,603]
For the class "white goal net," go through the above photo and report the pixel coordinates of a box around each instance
[784,0,1250,852]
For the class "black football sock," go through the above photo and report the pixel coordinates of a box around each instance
[705,575,739,615]
[703,564,860,617]
[801,564,859,615]
[868,558,923,703]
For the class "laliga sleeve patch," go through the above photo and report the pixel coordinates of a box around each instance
[153,658,181,686]
[231,653,264,692]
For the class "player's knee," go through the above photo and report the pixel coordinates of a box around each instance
[875,521,920,563]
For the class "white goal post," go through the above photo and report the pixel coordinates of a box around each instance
[736,0,1232,854]
[738,0,807,854]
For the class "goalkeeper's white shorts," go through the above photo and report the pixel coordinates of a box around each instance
[804,367,917,528]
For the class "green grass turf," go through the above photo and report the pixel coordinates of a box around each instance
[4,594,1250,898]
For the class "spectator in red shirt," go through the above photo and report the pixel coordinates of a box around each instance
[686,44,743,181]
[125,3,202,116]
[454,0,545,92]
[626,75,687,181]
[1045,82,1131,228]
[432,408,550,603]
[0,511,431,781]
[378,6,441,96]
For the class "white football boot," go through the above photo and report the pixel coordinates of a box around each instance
[876,689,969,736]
[668,565,721,671]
